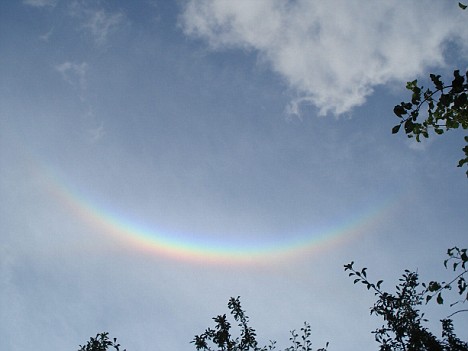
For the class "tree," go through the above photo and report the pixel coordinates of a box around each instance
[192,296,262,351]
[192,296,328,351]
[344,247,468,351]
[78,332,126,351]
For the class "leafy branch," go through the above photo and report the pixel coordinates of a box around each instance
[344,248,468,351]
[392,70,468,176]
[192,296,260,351]
[192,297,327,351]
[285,323,328,351]
[78,333,126,351]
[423,247,468,307]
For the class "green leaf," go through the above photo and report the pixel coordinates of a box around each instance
[406,80,417,90]
[430,74,443,90]
[452,70,464,93]
[393,105,406,117]
[436,293,444,304]
[392,125,401,134]
[404,119,414,133]
[440,93,451,107]
[428,281,442,292]
[459,2,467,10]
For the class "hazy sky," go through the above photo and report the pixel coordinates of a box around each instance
[1,1,467,350]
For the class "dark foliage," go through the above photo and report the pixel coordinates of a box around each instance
[78,332,126,351]
[192,296,328,351]
[192,296,260,351]
[392,70,468,177]
[344,247,468,351]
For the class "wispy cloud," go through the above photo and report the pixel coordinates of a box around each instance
[69,1,127,46]
[23,0,57,8]
[82,109,105,143]
[180,1,468,116]
[39,27,54,42]
[406,137,433,152]
[86,122,105,143]
[55,61,88,90]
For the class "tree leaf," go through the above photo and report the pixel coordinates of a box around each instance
[392,125,401,134]
[436,293,444,304]
[393,105,406,117]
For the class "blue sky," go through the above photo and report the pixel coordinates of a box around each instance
[1,1,467,350]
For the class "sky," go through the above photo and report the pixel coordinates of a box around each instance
[1,1,467,350]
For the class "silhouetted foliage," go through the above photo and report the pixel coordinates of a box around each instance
[425,247,468,311]
[192,296,328,351]
[344,247,468,351]
[192,296,260,351]
[78,332,126,351]
[392,70,468,176]
[285,323,328,351]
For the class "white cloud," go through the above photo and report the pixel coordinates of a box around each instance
[70,1,126,46]
[180,0,468,116]
[23,0,57,8]
[55,61,88,90]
